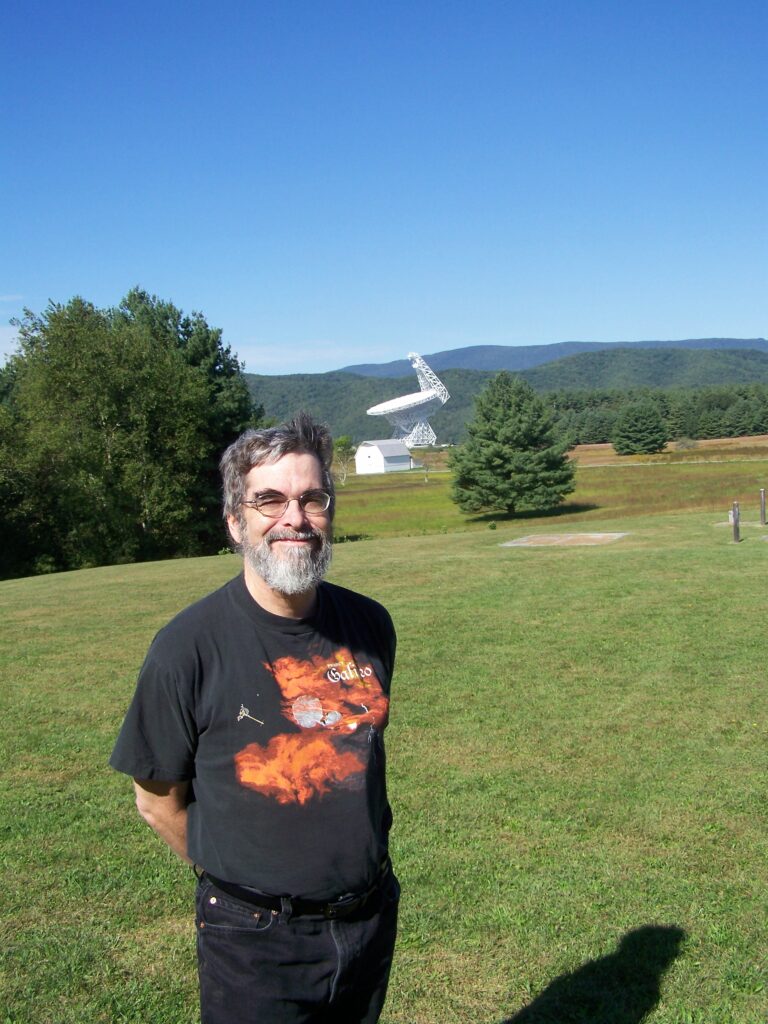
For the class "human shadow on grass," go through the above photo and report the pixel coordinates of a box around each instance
[500,924,686,1024]
[470,503,600,525]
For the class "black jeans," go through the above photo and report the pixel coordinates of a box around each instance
[196,872,400,1024]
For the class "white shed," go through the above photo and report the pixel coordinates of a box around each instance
[355,440,413,475]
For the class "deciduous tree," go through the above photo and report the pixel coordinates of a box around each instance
[115,289,262,546]
[2,291,262,576]
[333,435,356,485]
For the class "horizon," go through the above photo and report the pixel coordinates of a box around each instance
[247,336,768,377]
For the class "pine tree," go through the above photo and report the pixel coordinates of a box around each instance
[612,401,668,455]
[449,372,575,514]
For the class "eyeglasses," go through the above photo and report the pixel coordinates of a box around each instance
[240,489,332,518]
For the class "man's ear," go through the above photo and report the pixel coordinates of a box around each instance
[227,514,242,546]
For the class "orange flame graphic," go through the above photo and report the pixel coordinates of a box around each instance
[235,732,365,804]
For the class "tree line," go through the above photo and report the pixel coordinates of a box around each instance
[0,290,262,579]
[550,384,768,449]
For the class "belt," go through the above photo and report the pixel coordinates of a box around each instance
[201,859,390,920]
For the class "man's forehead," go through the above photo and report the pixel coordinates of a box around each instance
[244,452,324,491]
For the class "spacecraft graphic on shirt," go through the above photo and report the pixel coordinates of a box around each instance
[234,646,389,805]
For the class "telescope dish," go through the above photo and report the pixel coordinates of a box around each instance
[366,353,449,447]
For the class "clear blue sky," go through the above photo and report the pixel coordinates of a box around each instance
[2,0,765,374]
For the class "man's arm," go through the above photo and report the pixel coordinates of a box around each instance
[133,778,192,864]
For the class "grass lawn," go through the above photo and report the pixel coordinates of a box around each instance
[335,456,768,539]
[2,455,767,1022]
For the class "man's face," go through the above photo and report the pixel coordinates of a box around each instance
[227,452,332,596]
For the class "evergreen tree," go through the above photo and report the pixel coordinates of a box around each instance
[449,372,575,514]
[695,409,726,439]
[578,407,617,444]
[723,397,761,437]
[612,401,668,455]
[663,396,693,441]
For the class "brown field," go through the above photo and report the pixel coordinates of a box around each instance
[571,434,768,467]
[393,435,768,474]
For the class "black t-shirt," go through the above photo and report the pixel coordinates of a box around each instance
[110,574,396,900]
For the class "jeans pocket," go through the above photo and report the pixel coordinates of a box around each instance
[196,878,277,934]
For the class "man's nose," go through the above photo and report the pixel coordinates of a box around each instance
[278,497,309,528]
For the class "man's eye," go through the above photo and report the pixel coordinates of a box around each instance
[301,492,329,513]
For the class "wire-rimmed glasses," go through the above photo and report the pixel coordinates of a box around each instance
[240,489,331,518]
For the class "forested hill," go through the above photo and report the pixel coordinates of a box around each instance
[339,338,768,377]
[524,347,768,391]
[245,346,768,443]
[245,368,495,444]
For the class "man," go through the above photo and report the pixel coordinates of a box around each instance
[110,413,398,1024]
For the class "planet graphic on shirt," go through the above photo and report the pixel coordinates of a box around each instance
[292,694,342,729]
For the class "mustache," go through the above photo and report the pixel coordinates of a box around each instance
[266,528,324,544]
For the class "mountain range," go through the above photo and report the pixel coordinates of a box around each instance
[245,339,768,444]
[339,338,768,377]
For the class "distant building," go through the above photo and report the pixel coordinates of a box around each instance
[354,440,414,475]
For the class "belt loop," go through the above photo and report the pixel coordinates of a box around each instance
[280,896,293,921]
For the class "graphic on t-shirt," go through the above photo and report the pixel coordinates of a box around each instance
[235,732,365,804]
[272,648,388,733]
[234,647,388,804]
[237,703,264,725]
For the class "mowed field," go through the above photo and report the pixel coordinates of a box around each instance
[335,439,768,540]
[2,446,767,1023]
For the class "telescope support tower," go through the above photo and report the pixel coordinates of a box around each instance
[365,353,450,448]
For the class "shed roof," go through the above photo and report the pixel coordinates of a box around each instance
[356,440,411,457]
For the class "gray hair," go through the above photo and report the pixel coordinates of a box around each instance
[220,412,335,522]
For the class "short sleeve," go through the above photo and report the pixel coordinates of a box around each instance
[379,607,397,684]
[109,646,198,781]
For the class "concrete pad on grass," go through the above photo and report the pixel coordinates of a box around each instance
[501,532,629,547]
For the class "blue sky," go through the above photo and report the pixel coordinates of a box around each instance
[2,0,765,374]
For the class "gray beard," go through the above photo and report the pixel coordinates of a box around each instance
[241,526,332,596]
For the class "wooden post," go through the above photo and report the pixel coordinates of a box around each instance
[732,501,741,543]
[761,488,766,527]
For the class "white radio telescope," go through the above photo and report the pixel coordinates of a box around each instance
[366,353,450,447]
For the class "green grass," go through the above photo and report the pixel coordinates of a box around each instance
[2,460,767,1022]
[334,459,768,538]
